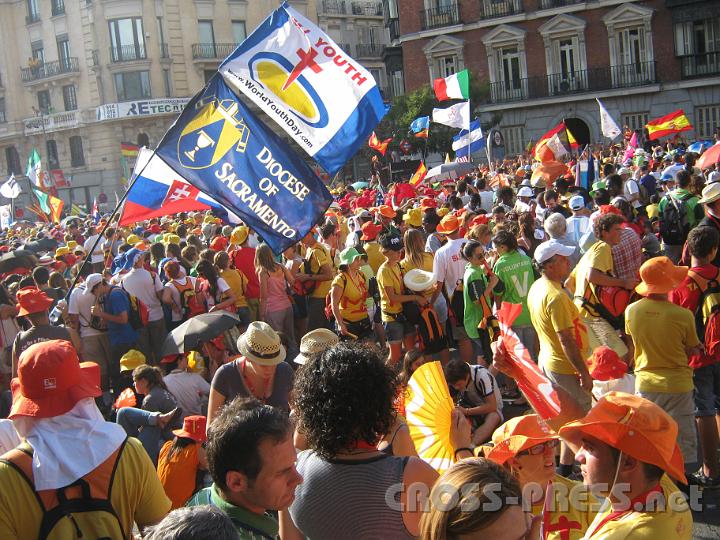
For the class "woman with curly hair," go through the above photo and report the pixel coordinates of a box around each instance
[281,343,439,540]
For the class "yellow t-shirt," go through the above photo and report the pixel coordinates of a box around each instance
[364,241,385,275]
[572,241,614,319]
[378,261,403,322]
[331,271,369,323]
[307,244,334,299]
[531,474,596,540]
[625,298,699,393]
[0,437,171,539]
[401,252,435,299]
[585,475,692,539]
[529,276,590,375]
[220,268,248,308]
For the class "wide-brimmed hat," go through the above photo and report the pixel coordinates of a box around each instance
[237,321,286,366]
[587,346,628,381]
[404,269,436,292]
[10,340,102,419]
[295,328,339,365]
[699,182,720,204]
[378,205,396,219]
[420,197,438,209]
[172,415,207,443]
[120,349,146,373]
[339,247,363,267]
[361,221,382,241]
[15,287,53,316]
[589,180,607,197]
[403,208,422,227]
[231,225,249,245]
[436,214,460,235]
[486,414,559,465]
[635,256,687,296]
[517,186,533,198]
[558,392,686,483]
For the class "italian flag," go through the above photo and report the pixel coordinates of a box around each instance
[433,69,469,101]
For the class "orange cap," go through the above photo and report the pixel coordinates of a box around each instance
[378,205,396,219]
[558,392,687,483]
[635,256,688,296]
[486,414,559,465]
[436,214,460,235]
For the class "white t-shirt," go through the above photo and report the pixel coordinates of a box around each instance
[566,215,592,245]
[164,276,197,322]
[205,277,231,309]
[478,191,494,213]
[120,268,164,322]
[68,284,104,338]
[623,179,642,208]
[433,237,467,296]
[164,370,211,417]
[83,234,104,264]
[465,365,504,417]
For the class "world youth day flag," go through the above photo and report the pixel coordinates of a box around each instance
[154,75,332,254]
[219,2,388,175]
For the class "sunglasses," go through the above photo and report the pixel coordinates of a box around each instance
[517,439,559,456]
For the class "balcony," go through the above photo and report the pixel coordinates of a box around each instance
[679,52,720,78]
[479,0,523,20]
[21,58,80,83]
[488,62,657,104]
[159,43,170,59]
[538,0,583,9]
[351,2,383,16]
[192,43,237,60]
[51,0,65,16]
[356,43,384,57]
[25,12,40,25]
[387,17,400,41]
[420,3,460,30]
[110,44,147,63]
[337,43,353,56]
[321,0,346,14]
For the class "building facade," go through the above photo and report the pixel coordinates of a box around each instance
[383,0,720,157]
[0,0,316,212]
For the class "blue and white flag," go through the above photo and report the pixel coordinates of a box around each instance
[452,120,485,159]
[219,2,388,175]
[155,75,333,254]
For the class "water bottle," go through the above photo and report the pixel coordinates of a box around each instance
[49,299,67,326]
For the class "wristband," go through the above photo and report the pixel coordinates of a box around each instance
[454,447,473,460]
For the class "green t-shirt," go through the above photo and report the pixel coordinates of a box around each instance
[493,250,535,327]
[463,264,489,339]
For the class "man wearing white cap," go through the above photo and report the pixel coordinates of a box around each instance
[514,186,534,214]
[528,240,592,477]
[566,195,591,245]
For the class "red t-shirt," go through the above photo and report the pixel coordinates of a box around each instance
[231,247,259,299]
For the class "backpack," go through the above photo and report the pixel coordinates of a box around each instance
[576,285,634,331]
[171,278,207,320]
[659,193,691,245]
[116,285,149,331]
[687,269,720,368]
[417,305,446,354]
[0,439,128,540]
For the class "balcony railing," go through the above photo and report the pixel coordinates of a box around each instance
[110,44,147,63]
[337,43,353,56]
[192,43,237,59]
[488,62,657,104]
[159,43,170,59]
[321,0,346,14]
[480,0,523,20]
[51,0,65,16]
[356,43,384,57]
[420,3,460,30]
[351,1,383,16]
[387,18,400,41]
[26,12,40,24]
[21,58,80,83]
[679,52,720,78]
[538,0,583,9]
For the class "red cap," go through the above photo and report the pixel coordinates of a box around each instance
[15,286,53,316]
[599,204,622,216]
[172,415,207,443]
[420,197,438,209]
[210,236,229,252]
[10,340,102,419]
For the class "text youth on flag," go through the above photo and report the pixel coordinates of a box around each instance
[452,120,485,159]
[219,2,388,175]
[432,102,469,129]
[154,75,333,254]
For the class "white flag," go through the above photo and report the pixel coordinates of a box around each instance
[0,174,21,199]
[432,102,470,130]
[596,98,621,140]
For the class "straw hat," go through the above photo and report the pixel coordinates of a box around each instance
[236,321,286,366]
[231,225,249,245]
[295,329,339,365]
[404,269,436,293]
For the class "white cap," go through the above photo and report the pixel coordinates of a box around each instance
[708,171,720,184]
[84,273,104,296]
[534,240,575,264]
[618,167,632,176]
[569,195,585,211]
[518,186,533,198]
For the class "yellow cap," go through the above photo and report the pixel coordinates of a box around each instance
[165,234,181,245]
[437,207,450,217]
[66,240,78,249]
[55,246,69,258]
[126,234,141,245]
[119,349,146,373]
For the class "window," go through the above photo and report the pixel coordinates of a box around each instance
[31,41,44,64]
[27,0,39,22]
[674,18,720,77]
[390,70,404,97]
[696,105,720,139]
[497,46,523,98]
[37,90,51,114]
[62,85,77,111]
[603,4,655,87]
[503,126,525,157]
[163,69,172,97]
[51,0,64,16]
[109,18,146,61]
[69,136,85,167]
[621,112,649,133]
[198,20,215,45]
[46,140,60,170]
[437,56,457,78]
[232,20,246,44]
[5,147,21,175]
[0,98,5,124]
[157,16,166,46]
[57,35,71,70]
[114,71,151,101]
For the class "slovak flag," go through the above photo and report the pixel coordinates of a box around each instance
[91,198,100,224]
[119,148,239,226]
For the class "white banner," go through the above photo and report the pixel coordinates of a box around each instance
[96,98,190,121]
[23,111,80,135]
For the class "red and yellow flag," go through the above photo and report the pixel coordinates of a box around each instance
[415,129,429,139]
[120,142,140,158]
[409,162,428,186]
[368,132,392,156]
[646,109,692,140]
[48,194,64,223]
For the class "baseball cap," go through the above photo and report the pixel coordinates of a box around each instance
[379,234,403,251]
[534,240,575,264]
[83,273,104,296]
[569,195,585,211]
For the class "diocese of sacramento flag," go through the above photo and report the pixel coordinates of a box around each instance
[154,75,333,254]
[219,1,388,175]
[452,120,485,159]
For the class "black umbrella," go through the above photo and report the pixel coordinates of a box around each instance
[161,311,241,357]
[0,250,38,274]
[23,237,58,254]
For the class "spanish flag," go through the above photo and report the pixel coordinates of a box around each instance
[409,162,428,186]
[533,122,570,162]
[566,126,578,149]
[646,110,692,140]
[368,132,392,156]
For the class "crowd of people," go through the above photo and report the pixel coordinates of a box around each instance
[0,137,717,539]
